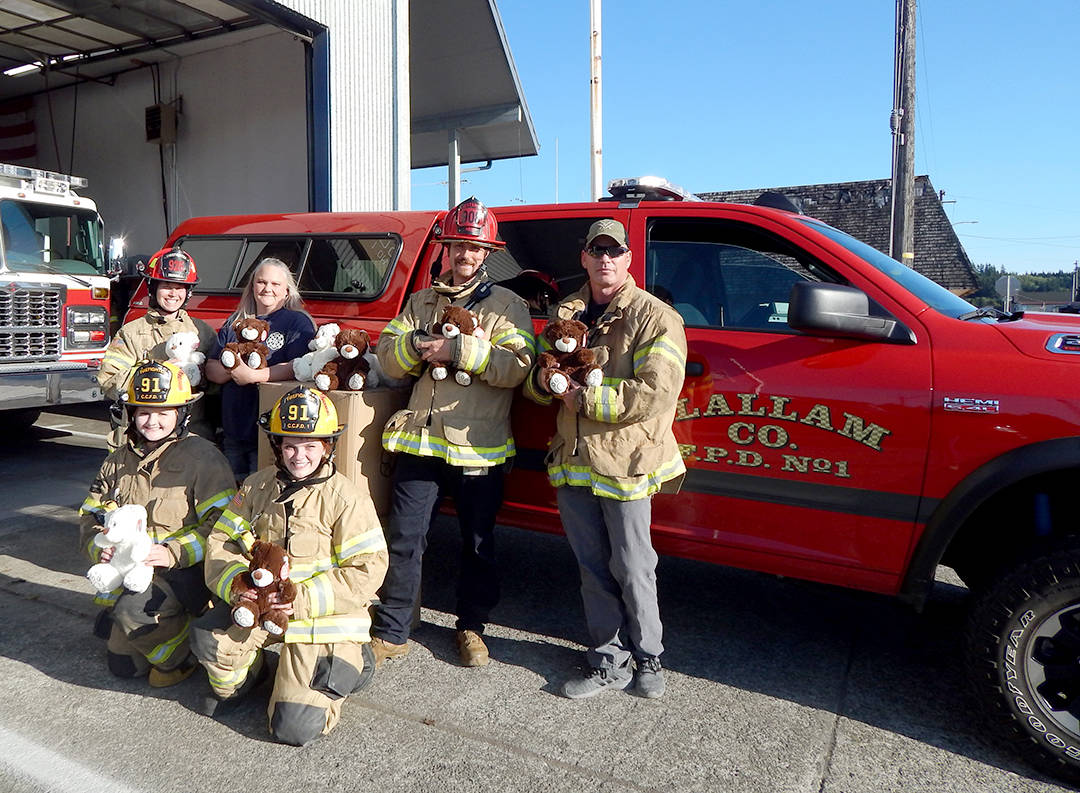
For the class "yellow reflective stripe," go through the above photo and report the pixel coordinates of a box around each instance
[335,527,387,563]
[523,370,553,405]
[101,346,136,368]
[548,453,686,501]
[85,534,102,562]
[586,385,620,423]
[207,651,259,690]
[215,509,255,552]
[385,317,413,336]
[461,337,491,373]
[79,495,103,516]
[93,590,120,607]
[301,576,336,618]
[290,557,336,581]
[490,327,535,351]
[196,489,236,520]
[169,530,205,565]
[145,616,190,665]
[633,335,685,373]
[284,613,372,644]
[392,328,422,372]
[382,429,515,466]
[215,561,248,602]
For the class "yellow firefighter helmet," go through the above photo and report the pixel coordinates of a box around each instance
[259,386,344,439]
[121,360,201,407]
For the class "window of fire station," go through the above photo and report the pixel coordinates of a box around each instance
[645,218,838,330]
[488,217,607,316]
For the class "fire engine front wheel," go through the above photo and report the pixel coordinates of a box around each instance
[967,540,1080,784]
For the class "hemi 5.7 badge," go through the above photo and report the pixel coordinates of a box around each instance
[944,396,1000,414]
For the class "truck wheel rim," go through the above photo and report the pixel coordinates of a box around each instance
[1025,603,1080,738]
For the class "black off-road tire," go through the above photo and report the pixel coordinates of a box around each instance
[966,539,1080,784]
[4,409,41,434]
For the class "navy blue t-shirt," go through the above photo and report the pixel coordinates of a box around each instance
[212,307,316,444]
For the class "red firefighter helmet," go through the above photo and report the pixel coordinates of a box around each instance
[144,247,199,285]
[437,197,505,249]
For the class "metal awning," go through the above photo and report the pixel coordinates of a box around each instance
[409,0,538,169]
[0,0,537,174]
[0,1,274,98]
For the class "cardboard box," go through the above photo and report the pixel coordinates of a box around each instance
[258,381,409,517]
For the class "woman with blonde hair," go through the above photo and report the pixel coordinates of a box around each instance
[206,257,315,481]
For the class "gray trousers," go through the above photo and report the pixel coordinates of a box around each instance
[557,486,663,670]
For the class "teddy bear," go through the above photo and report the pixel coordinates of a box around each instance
[220,317,271,370]
[537,318,604,395]
[86,504,154,595]
[314,328,373,391]
[165,331,206,388]
[428,306,486,386]
[229,540,297,636]
[292,322,341,382]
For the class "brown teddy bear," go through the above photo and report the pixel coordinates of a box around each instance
[314,328,372,391]
[220,317,271,370]
[537,318,603,395]
[230,540,297,636]
[429,305,485,386]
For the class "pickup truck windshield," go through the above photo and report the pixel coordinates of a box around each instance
[804,220,977,319]
[0,199,105,276]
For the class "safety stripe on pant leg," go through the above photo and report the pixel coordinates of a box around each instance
[206,650,260,691]
[144,616,190,666]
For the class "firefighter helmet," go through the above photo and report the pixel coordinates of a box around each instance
[144,247,199,285]
[259,387,345,439]
[121,360,201,407]
[437,197,505,249]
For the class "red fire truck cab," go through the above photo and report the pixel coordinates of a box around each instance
[129,177,1080,782]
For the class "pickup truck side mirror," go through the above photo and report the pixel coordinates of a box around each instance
[787,281,915,344]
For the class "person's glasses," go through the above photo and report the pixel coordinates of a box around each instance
[585,243,629,259]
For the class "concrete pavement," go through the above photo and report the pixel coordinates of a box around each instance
[0,404,1071,792]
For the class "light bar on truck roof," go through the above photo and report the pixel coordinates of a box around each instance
[607,176,698,202]
[0,162,88,189]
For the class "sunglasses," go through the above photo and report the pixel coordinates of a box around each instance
[585,243,629,258]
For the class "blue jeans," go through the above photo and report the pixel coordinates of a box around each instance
[223,436,259,482]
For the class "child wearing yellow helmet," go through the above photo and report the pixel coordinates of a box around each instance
[191,386,388,746]
[78,359,236,687]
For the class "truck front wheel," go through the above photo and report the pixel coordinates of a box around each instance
[967,540,1080,783]
[4,409,41,433]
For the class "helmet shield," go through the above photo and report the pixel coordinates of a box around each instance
[260,387,344,439]
[122,360,200,407]
[437,197,505,249]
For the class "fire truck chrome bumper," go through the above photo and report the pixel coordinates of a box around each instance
[0,367,102,409]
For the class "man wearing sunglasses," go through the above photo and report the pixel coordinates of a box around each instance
[525,219,687,699]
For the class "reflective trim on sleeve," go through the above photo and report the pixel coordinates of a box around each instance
[335,526,388,563]
[390,326,422,372]
[215,561,249,602]
[169,530,205,566]
[585,384,620,424]
[300,575,336,619]
[215,509,256,553]
[490,326,535,353]
[196,489,236,520]
[523,369,553,405]
[633,335,685,373]
[459,337,492,374]
[93,589,120,607]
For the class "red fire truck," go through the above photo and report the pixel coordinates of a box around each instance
[0,163,111,429]
[127,177,1080,783]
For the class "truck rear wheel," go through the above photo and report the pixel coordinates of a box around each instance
[4,409,41,434]
[967,540,1080,783]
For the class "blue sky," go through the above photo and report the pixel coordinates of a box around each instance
[410,1,1080,274]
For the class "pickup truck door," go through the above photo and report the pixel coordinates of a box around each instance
[640,210,933,591]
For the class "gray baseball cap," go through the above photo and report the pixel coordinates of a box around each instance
[584,219,628,247]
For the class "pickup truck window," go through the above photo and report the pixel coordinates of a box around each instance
[806,221,977,318]
[491,217,602,314]
[177,235,400,299]
[646,218,830,330]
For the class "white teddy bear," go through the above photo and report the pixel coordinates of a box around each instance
[86,504,154,594]
[292,322,341,382]
[165,331,206,388]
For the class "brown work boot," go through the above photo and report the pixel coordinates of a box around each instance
[457,630,490,667]
[370,636,409,669]
[148,654,198,688]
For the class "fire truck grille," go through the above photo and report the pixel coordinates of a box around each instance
[0,285,63,362]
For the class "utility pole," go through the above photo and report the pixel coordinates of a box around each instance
[889,0,917,265]
[589,0,602,202]
[1073,260,1078,302]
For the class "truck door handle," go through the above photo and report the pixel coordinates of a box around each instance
[686,361,705,377]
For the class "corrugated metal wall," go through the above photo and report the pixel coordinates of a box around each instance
[276,0,411,211]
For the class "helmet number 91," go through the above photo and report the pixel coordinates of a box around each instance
[287,403,310,421]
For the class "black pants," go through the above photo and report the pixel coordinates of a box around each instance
[373,454,505,643]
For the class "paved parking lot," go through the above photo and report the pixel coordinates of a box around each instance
[0,404,1073,792]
